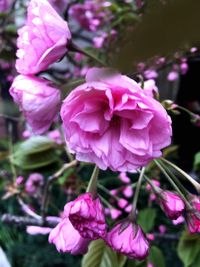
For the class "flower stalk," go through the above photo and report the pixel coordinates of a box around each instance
[86,165,99,196]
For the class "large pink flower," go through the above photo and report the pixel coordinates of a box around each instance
[61,68,172,172]
[16,0,71,74]
[64,192,107,239]
[106,221,149,260]
[9,75,61,134]
[49,218,90,254]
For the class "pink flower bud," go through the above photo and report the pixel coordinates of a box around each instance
[159,191,185,220]
[147,233,155,241]
[119,172,131,184]
[117,198,128,209]
[49,218,90,254]
[16,0,71,74]
[122,186,133,198]
[144,70,158,79]
[186,195,200,233]
[64,192,107,239]
[16,176,24,185]
[158,225,167,234]
[110,208,122,219]
[172,215,184,225]
[167,71,179,81]
[9,75,61,134]
[25,173,44,195]
[106,221,149,260]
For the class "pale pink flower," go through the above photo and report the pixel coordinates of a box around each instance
[172,215,184,225]
[147,233,155,241]
[47,129,63,145]
[122,186,133,198]
[49,218,90,254]
[159,191,185,220]
[144,70,158,79]
[9,75,61,134]
[143,79,158,98]
[119,172,131,184]
[16,0,71,74]
[61,67,172,172]
[106,221,149,260]
[118,198,128,209]
[110,208,122,219]
[110,189,118,196]
[27,226,52,235]
[125,204,132,213]
[25,173,44,195]
[16,176,24,185]
[147,263,154,267]
[167,71,179,81]
[146,179,160,191]
[64,192,107,239]
[180,62,188,75]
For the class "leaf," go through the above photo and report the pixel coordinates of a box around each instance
[177,231,200,267]
[149,246,165,267]
[112,0,200,71]
[11,136,58,169]
[194,152,200,170]
[82,239,122,267]
[137,208,156,233]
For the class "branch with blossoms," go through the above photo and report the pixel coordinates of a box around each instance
[1,0,200,267]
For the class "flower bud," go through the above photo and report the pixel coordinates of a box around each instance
[106,221,149,260]
[186,195,200,233]
[64,192,107,240]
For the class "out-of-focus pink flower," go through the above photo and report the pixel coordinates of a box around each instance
[147,263,154,267]
[61,67,172,172]
[158,225,167,234]
[144,70,158,79]
[119,173,131,184]
[172,215,184,225]
[110,189,118,196]
[64,192,107,239]
[0,0,12,12]
[110,208,122,219]
[186,195,200,233]
[106,221,149,260]
[9,75,61,134]
[118,198,128,209]
[159,191,185,220]
[180,62,188,75]
[16,176,24,185]
[47,129,63,144]
[190,47,197,53]
[27,226,52,235]
[49,218,90,254]
[16,0,71,74]
[146,179,160,191]
[143,79,158,98]
[122,186,133,198]
[147,233,155,241]
[125,204,132,213]
[167,71,179,81]
[25,173,44,195]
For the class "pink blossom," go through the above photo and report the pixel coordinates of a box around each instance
[0,0,12,12]
[147,233,155,241]
[49,218,90,254]
[167,71,179,81]
[16,176,24,185]
[64,192,107,239]
[186,195,200,233]
[144,70,158,79]
[61,67,172,172]
[106,221,149,260]
[180,62,188,75]
[190,47,197,53]
[16,0,71,74]
[119,172,131,184]
[125,204,132,213]
[158,225,167,234]
[25,173,44,195]
[122,186,133,198]
[146,179,160,191]
[110,189,118,196]
[159,191,185,220]
[47,129,63,144]
[110,208,122,219]
[27,226,52,235]
[9,75,61,134]
[172,215,184,225]
[147,263,154,267]
[143,79,158,98]
[118,198,128,209]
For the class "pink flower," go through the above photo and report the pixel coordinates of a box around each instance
[25,173,44,195]
[180,62,188,75]
[119,172,131,184]
[159,191,185,220]
[158,225,167,234]
[106,221,149,260]
[9,75,61,134]
[143,79,158,98]
[16,0,71,74]
[144,70,158,79]
[122,186,133,198]
[16,176,24,185]
[167,71,179,81]
[172,215,184,225]
[147,233,155,241]
[118,198,128,209]
[110,208,122,219]
[61,67,172,172]
[0,0,12,12]
[49,218,90,254]
[186,195,200,233]
[47,129,63,144]
[64,192,107,239]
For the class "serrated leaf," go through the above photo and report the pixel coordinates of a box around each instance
[137,208,156,233]
[82,240,119,267]
[149,246,165,267]
[177,231,200,267]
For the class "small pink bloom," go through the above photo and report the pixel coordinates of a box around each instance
[125,204,132,213]
[158,225,167,234]
[144,70,158,79]
[16,0,71,74]
[147,263,154,267]
[25,173,44,195]
[147,233,155,241]
[27,226,52,235]
[180,62,188,75]
[9,75,61,134]
[16,176,24,185]
[110,189,118,196]
[61,67,172,172]
[146,179,160,191]
[106,221,149,260]
[47,129,63,144]
[118,198,128,209]
[64,192,107,239]
[172,215,184,225]
[49,218,90,254]
[110,208,122,219]
[122,186,133,198]
[159,191,185,220]
[119,172,131,184]
[167,71,179,81]
[143,79,158,98]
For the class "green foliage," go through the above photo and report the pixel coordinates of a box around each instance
[148,246,165,267]
[193,152,200,171]
[178,231,200,267]
[11,136,59,170]
[137,208,156,233]
[82,239,127,267]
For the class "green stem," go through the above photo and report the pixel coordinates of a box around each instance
[154,160,191,208]
[160,157,200,193]
[86,165,99,196]
[8,123,17,181]
[129,167,145,221]
[99,195,113,209]
[143,174,160,195]
[97,183,120,202]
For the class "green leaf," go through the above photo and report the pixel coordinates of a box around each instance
[137,208,156,233]
[11,136,58,170]
[194,152,200,170]
[82,240,125,267]
[177,231,200,267]
[149,246,165,267]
